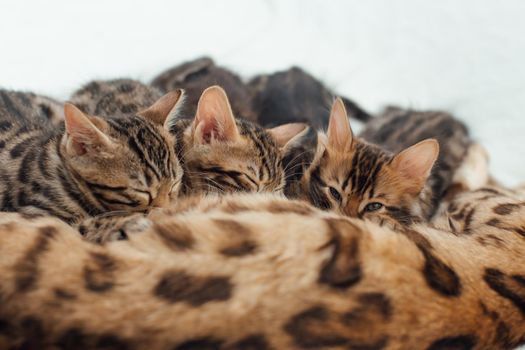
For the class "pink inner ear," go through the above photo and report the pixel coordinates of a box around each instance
[198,118,218,143]
[327,98,353,151]
[393,139,439,182]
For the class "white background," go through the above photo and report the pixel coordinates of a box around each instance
[1,0,524,185]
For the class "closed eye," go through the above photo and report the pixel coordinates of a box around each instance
[329,187,342,202]
[131,188,153,206]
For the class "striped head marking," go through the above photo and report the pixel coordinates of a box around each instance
[182,85,307,194]
[303,98,439,224]
[61,90,185,211]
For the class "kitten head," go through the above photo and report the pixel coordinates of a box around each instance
[61,90,185,212]
[303,98,439,224]
[179,85,308,194]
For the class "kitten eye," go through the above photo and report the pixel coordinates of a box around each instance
[364,202,383,212]
[329,187,342,202]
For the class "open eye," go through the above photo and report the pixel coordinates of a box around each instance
[329,187,342,202]
[364,202,383,212]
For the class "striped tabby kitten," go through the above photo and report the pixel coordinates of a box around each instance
[173,85,310,195]
[72,79,311,196]
[0,90,184,224]
[71,78,163,117]
[300,98,445,226]
[0,89,64,126]
[151,57,256,122]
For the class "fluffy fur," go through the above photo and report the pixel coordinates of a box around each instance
[0,187,525,348]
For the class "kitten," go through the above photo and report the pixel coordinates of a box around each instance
[70,78,163,117]
[171,85,313,195]
[0,90,184,224]
[249,66,371,128]
[151,57,256,122]
[72,79,312,196]
[0,89,64,126]
[299,98,445,226]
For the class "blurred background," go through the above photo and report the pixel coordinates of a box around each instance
[1,0,524,185]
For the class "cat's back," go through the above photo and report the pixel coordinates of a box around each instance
[249,66,371,129]
[360,106,470,155]
[0,89,63,127]
[151,57,256,122]
[70,79,163,117]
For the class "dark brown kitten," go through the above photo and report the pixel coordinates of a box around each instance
[249,67,371,128]
[151,57,256,121]
[0,89,64,126]
[0,90,183,224]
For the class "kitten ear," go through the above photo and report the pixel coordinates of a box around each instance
[63,103,114,156]
[327,98,353,152]
[193,85,240,144]
[391,139,440,189]
[267,123,307,147]
[139,89,184,130]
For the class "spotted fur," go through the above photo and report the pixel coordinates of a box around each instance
[0,89,64,127]
[151,57,257,122]
[1,189,525,348]
[71,79,164,117]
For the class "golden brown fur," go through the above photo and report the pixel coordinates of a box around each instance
[1,187,525,349]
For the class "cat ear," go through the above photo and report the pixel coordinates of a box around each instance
[193,85,240,144]
[391,139,439,188]
[139,89,184,130]
[267,123,307,148]
[327,97,353,152]
[63,103,114,156]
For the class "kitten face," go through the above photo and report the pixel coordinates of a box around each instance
[303,98,439,225]
[61,91,184,212]
[177,86,307,195]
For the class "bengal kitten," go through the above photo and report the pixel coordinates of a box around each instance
[72,79,312,196]
[70,78,163,117]
[172,85,312,195]
[151,57,256,122]
[0,89,64,126]
[0,90,184,224]
[299,98,473,226]
[249,66,371,128]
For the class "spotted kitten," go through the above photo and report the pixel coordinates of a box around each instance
[71,78,163,117]
[1,187,525,349]
[0,89,64,126]
[0,90,183,224]
[299,98,469,226]
[151,57,256,122]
